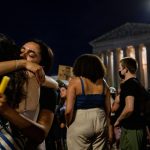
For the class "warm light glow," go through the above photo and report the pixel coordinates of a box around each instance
[110,51,114,86]
[99,53,104,63]
[127,45,135,58]
[119,49,124,59]
[141,46,147,65]
[141,46,148,89]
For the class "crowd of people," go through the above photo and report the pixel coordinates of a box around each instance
[0,32,150,150]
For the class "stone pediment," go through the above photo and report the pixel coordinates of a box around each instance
[90,22,150,44]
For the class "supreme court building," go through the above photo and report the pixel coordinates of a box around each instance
[90,22,150,90]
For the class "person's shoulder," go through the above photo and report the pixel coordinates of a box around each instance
[131,78,142,88]
[69,76,79,82]
[124,77,137,85]
[68,77,81,86]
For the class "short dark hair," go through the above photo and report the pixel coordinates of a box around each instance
[73,54,106,83]
[120,57,138,74]
[21,39,54,74]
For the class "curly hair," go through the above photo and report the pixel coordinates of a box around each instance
[73,54,106,83]
[0,33,27,108]
[20,39,54,74]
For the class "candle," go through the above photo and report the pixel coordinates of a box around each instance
[0,76,10,94]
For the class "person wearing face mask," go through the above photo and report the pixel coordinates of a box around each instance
[114,57,147,150]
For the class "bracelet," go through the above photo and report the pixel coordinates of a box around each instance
[15,60,19,70]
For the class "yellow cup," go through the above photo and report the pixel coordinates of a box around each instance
[0,76,10,94]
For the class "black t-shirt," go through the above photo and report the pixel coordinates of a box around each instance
[119,77,145,129]
[39,87,57,113]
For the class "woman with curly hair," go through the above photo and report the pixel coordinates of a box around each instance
[65,54,113,150]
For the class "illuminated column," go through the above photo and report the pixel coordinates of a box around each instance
[126,45,135,58]
[138,44,148,89]
[113,48,118,88]
[103,51,108,82]
[134,45,141,80]
[142,44,150,89]
[98,51,108,81]
[98,52,105,64]
[138,44,144,85]
[115,48,124,89]
[107,51,114,86]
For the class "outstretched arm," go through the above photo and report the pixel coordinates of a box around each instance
[42,75,58,89]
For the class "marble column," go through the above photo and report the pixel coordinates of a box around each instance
[144,44,150,89]
[134,45,141,80]
[114,48,122,89]
[106,51,114,86]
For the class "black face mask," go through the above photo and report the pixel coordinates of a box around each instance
[119,71,125,79]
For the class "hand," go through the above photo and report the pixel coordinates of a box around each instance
[25,61,45,84]
[0,94,7,112]
[60,123,65,128]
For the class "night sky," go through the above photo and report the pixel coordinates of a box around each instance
[1,0,150,75]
